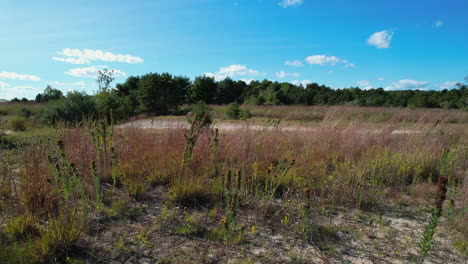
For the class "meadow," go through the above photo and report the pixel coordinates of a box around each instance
[0,103,466,263]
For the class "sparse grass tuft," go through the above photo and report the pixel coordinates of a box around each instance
[167,177,215,208]
[33,208,87,263]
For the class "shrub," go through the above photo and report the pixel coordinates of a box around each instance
[226,102,241,119]
[188,101,213,126]
[4,214,39,241]
[19,108,32,118]
[95,91,133,122]
[41,91,96,125]
[0,134,18,149]
[240,108,252,119]
[8,116,26,131]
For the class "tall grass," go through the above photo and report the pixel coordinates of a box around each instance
[0,110,466,261]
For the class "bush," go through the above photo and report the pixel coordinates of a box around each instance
[95,91,133,122]
[226,102,241,119]
[8,117,26,131]
[19,108,32,118]
[41,91,96,125]
[188,101,213,126]
[240,108,251,119]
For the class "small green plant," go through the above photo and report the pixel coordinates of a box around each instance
[264,159,295,199]
[8,116,26,131]
[91,121,116,184]
[167,177,214,208]
[182,107,211,166]
[419,174,449,262]
[113,161,148,200]
[19,108,32,118]
[4,214,39,241]
[33,208,86,263]
[222,170,242,242]
[419,207,440,260]
[134,231,152,248]
[47,140,88,208]
[175,209,203,236]
[226,102,241,120]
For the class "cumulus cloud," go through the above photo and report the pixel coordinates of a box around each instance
[285,60,304,67]
[385,79,429,90]
[292,80,311,87]
[0,72,40,81]
[65,66,126,78]
[378,77,385,81]
[304,55,354,68]
[328,70,334,75]
[53,48,144,64]
[438,81,458,90]
[305,55,341,66]
[434,20,444,28]
[279,0,303,8]
[205,64,265,81]
[367,30,394,49]
[356,80,373,90]
[275,71,300,78]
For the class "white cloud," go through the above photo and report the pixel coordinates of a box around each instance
[0,72,40,81]
[53,48,144,64]
[0,81,9,88]
[356,80,370,86]
[65,66,126,78]
[356,80,373,90]
[0,86,41,100]
[47,81,86,87]
[305,55,341,66]
[304,55,354,68]
[367,30,394,49]
[275,71,300,78]
[285,60,304,67]
[438,81,458,90]
[327,70,334,75]
[434,20,444,28]
[4,86,40,91]
[377,77,385,81]
[205,64,265,81]
[279,0,303,8]
[385,79,429,90]
[292,80,311,87]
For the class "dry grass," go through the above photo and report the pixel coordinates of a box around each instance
[0,106,466,262]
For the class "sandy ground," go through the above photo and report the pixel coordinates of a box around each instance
[118,118,422,135]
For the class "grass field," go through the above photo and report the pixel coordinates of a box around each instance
[0,104,467,263]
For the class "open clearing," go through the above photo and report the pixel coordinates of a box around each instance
[119,117,424,135]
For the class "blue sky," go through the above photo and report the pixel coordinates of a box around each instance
[0,0,467,100]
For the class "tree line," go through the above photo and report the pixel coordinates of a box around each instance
[22,71,467,124]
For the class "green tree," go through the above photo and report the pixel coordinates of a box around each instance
[95,69,130,122]
[138,72,189,115]
[35,85,64,102]
[187,75,218,104]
